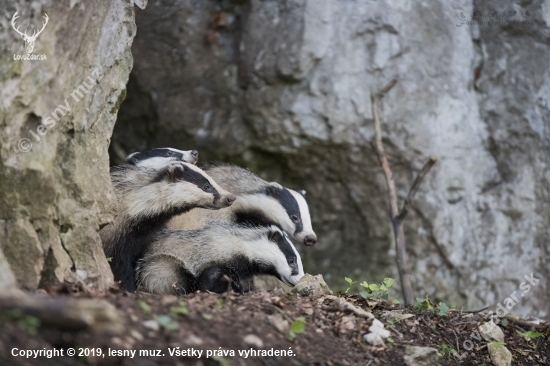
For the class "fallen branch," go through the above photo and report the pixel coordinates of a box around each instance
[370,80,436,306]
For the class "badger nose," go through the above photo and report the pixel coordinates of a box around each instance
[226,194,237,205]
[304,235,317,246]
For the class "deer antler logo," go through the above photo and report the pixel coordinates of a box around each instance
[11,11,49,54]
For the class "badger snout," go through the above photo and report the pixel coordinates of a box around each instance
[304,234,317,246]
[225,194,237,206]
[188,150,199,164]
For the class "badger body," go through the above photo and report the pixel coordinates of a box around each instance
[126,147,199,167]
[167,165,317,246]
[101,161,236,292]
[137,222,304,295]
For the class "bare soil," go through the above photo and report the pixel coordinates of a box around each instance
[0,285,548,366]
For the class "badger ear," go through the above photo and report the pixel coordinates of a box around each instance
[269,182,283,189]
[268,229,283,243]
[265,184,281,196]
[299,190,306,196]
[126,152,140,165]
[167,163,186,181]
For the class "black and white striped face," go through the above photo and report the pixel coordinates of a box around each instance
[126,148,199,167]
[262,185,317,246]
[124,161,236,220]
[249,225,304,286]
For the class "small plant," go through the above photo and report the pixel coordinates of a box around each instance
[414,294,433,312]
[344,277,357,294]
[498,318,509,327]
[516,330,543,341]
[437,302,449,316]
[153,314,178,330]
[359,278,395,301]
[490,341,507,350]
[438,342,455,358]
[139,300,152,313]
[170,301,189,317]
[289,316,306,341]
[4,310,40,336]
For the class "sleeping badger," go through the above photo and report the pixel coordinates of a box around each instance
[168,164,317,246]
[101,161,236,292]
[137,222,304,295]
[126,147,199,167]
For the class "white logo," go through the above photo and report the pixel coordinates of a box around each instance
[11,11,48,60]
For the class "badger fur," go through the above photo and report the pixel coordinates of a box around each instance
[167,165,317,246]
[137,222,304,295]
[126,147,199,167]
[101,161,236,292]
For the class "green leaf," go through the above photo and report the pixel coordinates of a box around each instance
[359,281,369,289]
[437,302,449,316]
[359,291,371,299]
[368,284,379,291]
[517,330,544,339]
[383,278,395,288]
[499,318,509,327]
[170,301,189,316]
[387,337,394,344]
[153,315,178,330]
[345,277,354,285]
[392,299,400,305]
[139,301,151,313]
[289,316,306,341]
[414,295,432,312]
[490,341,506,350]
[379,285,388,292]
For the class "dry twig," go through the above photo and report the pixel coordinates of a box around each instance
[370,80,437,306]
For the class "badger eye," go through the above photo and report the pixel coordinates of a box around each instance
[291,215,299,222]
[166,151,175,157]
[202,183,212,192]
[288,258,295,264]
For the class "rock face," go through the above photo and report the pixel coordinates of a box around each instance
[0,0,136,290]
[113,0,549,316]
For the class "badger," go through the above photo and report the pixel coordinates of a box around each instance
[126,147,199,167]
[137,222,304,295]
[167,164,317,246]
[101,161,236,292]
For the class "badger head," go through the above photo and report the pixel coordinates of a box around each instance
[248,185,317,246]
[124,161,236,220]
[126,148,199,167]
[250,225,304,286]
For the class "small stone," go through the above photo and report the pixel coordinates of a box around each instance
[364,333,384,346]
[478,321,505,342]
[185,334,204,346]
[243,334,263,348]
[316,328,323,334]
[291,274,332,297]
[267,315,289,334]
[142,320,159,331]
[130,330,144,341]
[403,346,440,366]
[488,343,512,366]
[369,319,391,338]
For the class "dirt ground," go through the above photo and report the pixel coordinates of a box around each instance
[0,284,548,366]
